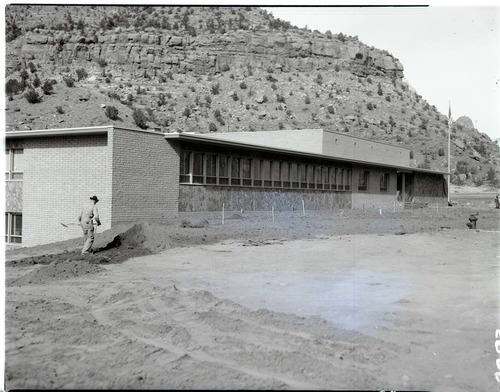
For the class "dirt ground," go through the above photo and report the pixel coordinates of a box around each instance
[4,203,500,391]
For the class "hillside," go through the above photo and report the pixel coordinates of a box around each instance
[5,4,499,186]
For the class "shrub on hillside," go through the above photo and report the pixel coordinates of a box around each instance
[24,88,41,103]
[76,68,88,81]
[32,75,41,88]
[133,108,148,129]
[6,79,22,95]
[41,80,54,95]
[63,76,75,87]
[209,122,217,132]
[105,106,119,120]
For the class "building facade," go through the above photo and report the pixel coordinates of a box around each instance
[5,126,448,248]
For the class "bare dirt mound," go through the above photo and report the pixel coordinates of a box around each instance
[9,258,106,286]
[7,223,154,270]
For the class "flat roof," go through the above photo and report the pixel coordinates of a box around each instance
[4,125,164,138]
[164,132,449,175]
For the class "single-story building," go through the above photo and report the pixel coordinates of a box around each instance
[5,125,448,248]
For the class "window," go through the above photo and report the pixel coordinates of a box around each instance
[315,166,323,189]
[322,167,329,189]
[299,164,307,189]
[262,160,271,187]
[358,170,369,191]
[290,163,299,188]
[192,152,204,184]
[337,169,344,191]
[330,167,337,190]
[206,154,217,184]
[231,157,241,185]
[5,213,22,244]
[242,158,252,186]
[345,170,352,190]
[307,165,315,189]
[5,149,24,180]
[219,155,229,185]
[380,173,390,191]
[253,160,262,187]
[282,162,291,188]
[179,151,192,183]
[271,161,281,187]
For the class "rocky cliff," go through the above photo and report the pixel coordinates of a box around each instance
[5,5,499,186]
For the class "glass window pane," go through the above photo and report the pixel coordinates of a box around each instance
[262,160,270,180]
[12,149,23,172]
[206,154,217,177]
[13,214,22,236]
[180,151,190,175]
[242,158,251,178]
[231,157,240,178]
[5,150,10,172]
[193,153,203,175]
[253,160,261,179]
[219,156,228,177]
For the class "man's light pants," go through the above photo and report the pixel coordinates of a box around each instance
[81,221,95,254]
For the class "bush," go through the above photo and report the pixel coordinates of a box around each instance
[32,75,41,88]
[56,106,65,114]
[334,64,340,72]
[76,68,88,81]
[239,81,247,89]
[221,63,230,72]
[209,122,217,132]
[132,109,148,129]
[438,148,445,156]
[63,76,75,87]
[24,88,41,103]
[377,82,383,96]
[105,106,119,120]
[183,107,191,117]
[366,102,374,110]
[6,79,22,95]
[98,58,107,68]
[27,62,37,73]
[487,166,499,187]
[327,105,335,114]
[304,96,311,105]
[41,80,54,95]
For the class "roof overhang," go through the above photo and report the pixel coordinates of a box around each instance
[5,126,112,138]
[164,133,450,176]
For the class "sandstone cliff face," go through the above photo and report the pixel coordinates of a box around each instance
[9,28,404,79]
[4,5,499,185]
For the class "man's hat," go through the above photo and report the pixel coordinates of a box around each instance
[90,195,99,202]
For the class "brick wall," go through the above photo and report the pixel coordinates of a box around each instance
[179,185,352,212]
[110,128,179,224]
[20,135,112,247]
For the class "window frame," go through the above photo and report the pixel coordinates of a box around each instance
[177,150,357,193]
[5,148,24,181]
[358,170,369,191]
[5,212,22,244]
[380,173,390,191]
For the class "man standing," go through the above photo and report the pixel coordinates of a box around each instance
[78,195,101,254]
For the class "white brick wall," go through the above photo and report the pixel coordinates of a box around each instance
[21,134,112,247]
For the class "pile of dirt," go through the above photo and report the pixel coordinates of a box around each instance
[9,258,106,286]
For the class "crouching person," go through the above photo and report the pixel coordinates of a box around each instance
[78,195,101,254]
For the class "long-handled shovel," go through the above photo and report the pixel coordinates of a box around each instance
[60,222,79,227]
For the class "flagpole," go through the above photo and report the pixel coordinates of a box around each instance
[447,102,451,205]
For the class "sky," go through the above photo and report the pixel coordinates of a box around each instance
[262,4,500,141]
